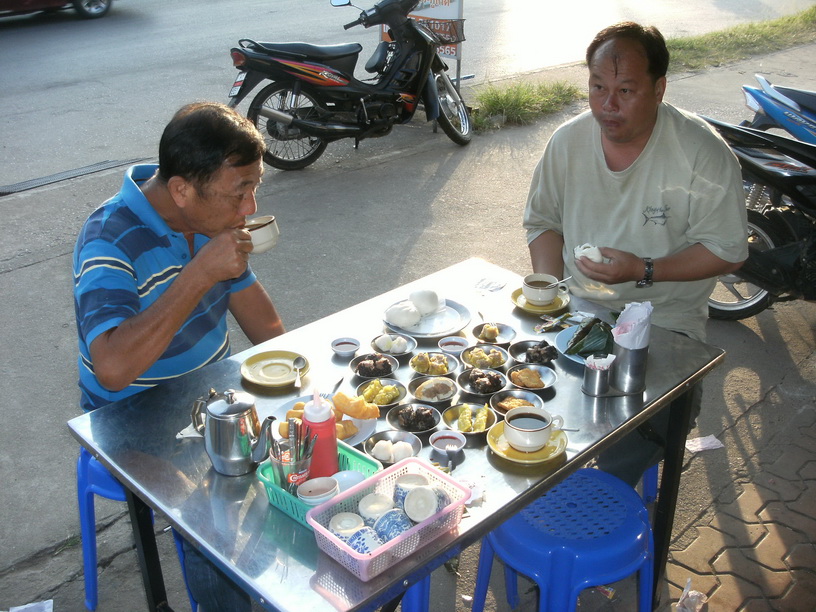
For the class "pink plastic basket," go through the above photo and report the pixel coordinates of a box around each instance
[306,457,470,582]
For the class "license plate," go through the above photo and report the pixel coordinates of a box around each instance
[229,71,247,97]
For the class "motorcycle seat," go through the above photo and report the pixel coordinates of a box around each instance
[249,41,363,61]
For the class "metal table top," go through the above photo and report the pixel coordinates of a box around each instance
[68,258,724,611]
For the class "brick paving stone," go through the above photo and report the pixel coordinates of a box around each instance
[664,562,718,598]
[743,523,807,572]
[773,568,816,611]
[799,461,816,479]
[671,526,741,575]
[787,480,816,517]
[707,573,766,610]
[760,501,816,537]
[786,542,816,571]
[752,471,807,502]
[718,482,777,524]
[711,547,791,598]
[764,444,815,481]
[709,512,765,547]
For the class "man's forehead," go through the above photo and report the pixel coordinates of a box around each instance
[590,38,648,76]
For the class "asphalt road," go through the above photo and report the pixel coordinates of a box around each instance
[1,0,814,186]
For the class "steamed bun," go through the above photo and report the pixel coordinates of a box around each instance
[409,289,442,316]
[574,243,603,263]
[385,302,421,328]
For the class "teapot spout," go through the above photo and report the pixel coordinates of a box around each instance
[251,415,277,464]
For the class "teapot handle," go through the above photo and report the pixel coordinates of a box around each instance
[190,388,218,434]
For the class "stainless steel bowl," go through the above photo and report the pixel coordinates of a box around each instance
[508,339,558,366]
[456,367,508,398]
[363,430,422,466]
[489,389,545,416]
[407,375,458,406]
[408,351,459,376]
[349,352,399,379]
[506,363,558,391]
[386,403,442,436]
[355,378,407,410]
[442,403,497,447]
[460,344,510,369]
[471,322,516,345]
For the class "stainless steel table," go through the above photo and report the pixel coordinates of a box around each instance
[68,258,724,611]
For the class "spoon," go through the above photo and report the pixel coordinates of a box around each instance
[445,444,460,472]
[292,356,306,389]
[541,275,573,290]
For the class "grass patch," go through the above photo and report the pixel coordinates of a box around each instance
[470,6,816,131]
[667,6,816,71]
[472,81,581,130]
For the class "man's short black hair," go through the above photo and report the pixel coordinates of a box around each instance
[158,102,266,190]
[586,22,670,82]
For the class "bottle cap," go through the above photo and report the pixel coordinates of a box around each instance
[304,389,332,422]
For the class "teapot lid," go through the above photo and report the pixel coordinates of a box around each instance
[207,389,255,418]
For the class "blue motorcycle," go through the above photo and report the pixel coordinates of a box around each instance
[741,74,816,144]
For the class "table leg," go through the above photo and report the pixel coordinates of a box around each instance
[125,489,175,612]
[652,389,694,608]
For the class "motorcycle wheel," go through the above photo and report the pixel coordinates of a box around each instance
[72,0,111,18]
[708,210,788,320]
[247,82,328,171]
[434,71,472,146]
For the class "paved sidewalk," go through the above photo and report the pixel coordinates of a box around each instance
[1,44,815,612]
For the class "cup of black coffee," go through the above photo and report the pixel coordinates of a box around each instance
[503,406,564,452]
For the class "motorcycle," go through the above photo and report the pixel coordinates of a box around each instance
[741,74,816,144]
[705,117,816,320]
[226,0,471,170]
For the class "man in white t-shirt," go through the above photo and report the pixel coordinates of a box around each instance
[523,22,748,485]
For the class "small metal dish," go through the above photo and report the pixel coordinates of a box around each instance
[506,363,558,391]
[442,403,497,447]
[460,344,510,369]
[437,336,469,356]
[370,332,417,358]
[508,339,558,366]
[407,375,458,406]
[489,389,545,415]
[363,430,422,467]
[472,322,516,345]
[456,368,508,398]
[349,352,399,379]
[331,337,360,358]
[355,378,407,410]
[386,403,442,436]
[408,351,459,376]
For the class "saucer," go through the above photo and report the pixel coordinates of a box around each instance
[486,422,568,465]
[240,351,309,387]
[511,288,570,315]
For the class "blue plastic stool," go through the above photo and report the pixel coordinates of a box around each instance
[171,528,199,611]
[642,463,659,505]
[472,468,654,612]
[77,447,197,611]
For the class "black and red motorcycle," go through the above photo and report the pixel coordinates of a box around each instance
[227,0,471,170]
[705,117,816,320]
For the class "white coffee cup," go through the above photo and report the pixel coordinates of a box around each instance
[245,215,280,253]
[522,273,568,306]
[503,406,564,453]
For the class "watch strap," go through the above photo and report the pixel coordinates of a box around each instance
[636,257,654,288]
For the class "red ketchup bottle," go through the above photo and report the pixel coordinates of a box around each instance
[301,390,339,478]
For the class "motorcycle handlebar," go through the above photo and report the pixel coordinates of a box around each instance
[343,18,362,29]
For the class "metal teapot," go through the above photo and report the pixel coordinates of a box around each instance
[191,388,275,476]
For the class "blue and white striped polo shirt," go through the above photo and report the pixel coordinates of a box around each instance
[73,164,256,411]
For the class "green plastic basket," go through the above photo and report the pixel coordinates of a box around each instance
[257,440,382,530]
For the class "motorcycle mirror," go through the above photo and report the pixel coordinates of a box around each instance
[330,0,351,6]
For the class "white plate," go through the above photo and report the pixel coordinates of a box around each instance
[384,299,471,338]
[554,326,585,365]
[271,395,376,448]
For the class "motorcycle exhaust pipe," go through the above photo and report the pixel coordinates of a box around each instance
[256,107,363,138]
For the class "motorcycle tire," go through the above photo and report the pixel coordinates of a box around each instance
[247,82,329,171]
[708,209,789,320]
[433,71,472,146]
[72,0,111,18]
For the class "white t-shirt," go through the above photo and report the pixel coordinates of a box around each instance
[524,103,748,341]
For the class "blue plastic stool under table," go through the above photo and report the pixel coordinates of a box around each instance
[472,468,654,612]
[77,447,197,611]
